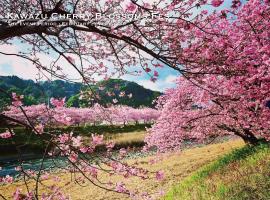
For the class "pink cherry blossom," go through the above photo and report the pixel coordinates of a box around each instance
[155,171,165,181]
[145,68,151,72]
[13,188,22,200]
[2,175,13,184]
[72,136,82,147]
[125,2,137,12]
[106,141,115,150]
[91,134,104,145]
[0,130,13,139]
[34,124,44,134]
[11,93,23,107]
[119,148,127,156]
[88,167,98,178]
[115,182,128,193]
[41,172,50,180]
[58,133,70,144]
[145,0,270,152]
[50,97,66,108]
[80,146,89,153]
[211,0,224,7]
[69,152,78,163]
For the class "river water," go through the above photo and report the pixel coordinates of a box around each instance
[0,150,153,178]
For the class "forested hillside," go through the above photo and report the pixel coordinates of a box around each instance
[0,76,161,109]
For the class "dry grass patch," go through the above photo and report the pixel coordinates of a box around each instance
[0,139,244,200]
[105,131,146,144]
[165,141,270,200]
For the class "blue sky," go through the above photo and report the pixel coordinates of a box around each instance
[122,67,179,92]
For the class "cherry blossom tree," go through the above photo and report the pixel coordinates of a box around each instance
[3,101,159,126]
[1,0,269,199]
[146,0,270,151]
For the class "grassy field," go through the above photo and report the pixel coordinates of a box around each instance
[0,139,246,200]
[0,124,150,156]
[165,142,270,200]
[105,131,145,144]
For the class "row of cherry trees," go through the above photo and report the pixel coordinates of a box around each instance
[3,98,159,127]
[0,95,163,200]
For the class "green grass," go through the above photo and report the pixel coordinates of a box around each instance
[165,142,270,200]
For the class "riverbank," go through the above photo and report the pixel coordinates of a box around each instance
[0,139,245,199]
[0,124,150,157]
[0,131,147,177]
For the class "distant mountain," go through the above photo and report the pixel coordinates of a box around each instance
[0,76,161,109]
[66,79,161,108]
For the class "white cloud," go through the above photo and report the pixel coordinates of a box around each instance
[0,44,41,80]
[137,75,177,92]
[165,75,177,84]
[137,79,161,91]
[0,44,84,81]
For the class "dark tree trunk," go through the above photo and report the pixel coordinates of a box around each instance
[218,124,259,145]
[242,129,259,145]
